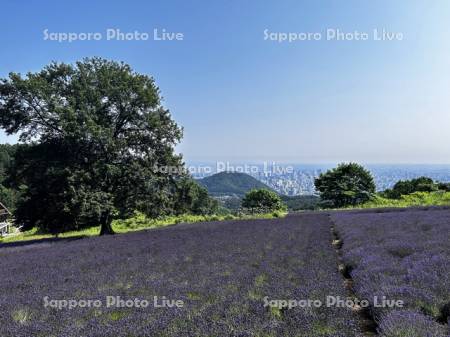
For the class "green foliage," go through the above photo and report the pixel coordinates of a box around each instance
[241,189,287,212]
[314,163,376,208]
[0,185,18,213]
[280,195,320,211]
[221,196,242,211]
[0,144,15,176]
[0,58,213,234]
[437,182,450,191]
[173,177,219,215]
[219,194,320,213]
[0,211,287,244]
[198,172,274,197]
[360,191,450,209]
[383,177,442,199]
[114,210,286,231]
[113,212,228,231]
[0,144,21,211]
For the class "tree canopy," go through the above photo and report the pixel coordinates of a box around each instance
[0,144,21,211]
[383,177,441,199]
[241,189,286,212]
[314,163,376,208]
[0,58,214,234]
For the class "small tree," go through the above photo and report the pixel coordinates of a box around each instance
[314,163,375,208]
[241,189,286,213]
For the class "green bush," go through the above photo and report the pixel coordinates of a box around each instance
[358,191,450,209]
[383,177,439,199]
[241,189,287,213]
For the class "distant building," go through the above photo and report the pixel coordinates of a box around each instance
[0,201,11,236]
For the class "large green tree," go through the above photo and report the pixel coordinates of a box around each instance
[314,163,376,208]
[0,58,202,234]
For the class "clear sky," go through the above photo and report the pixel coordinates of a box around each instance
[1,0,450,163]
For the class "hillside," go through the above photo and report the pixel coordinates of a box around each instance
[198,171,274,196]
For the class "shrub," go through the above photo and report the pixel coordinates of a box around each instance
[384,177,439,199]
[241,189,287,213]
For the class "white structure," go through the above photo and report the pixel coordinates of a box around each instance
[0,201,11,237]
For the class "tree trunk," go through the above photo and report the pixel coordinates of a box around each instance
[99,212,115,235]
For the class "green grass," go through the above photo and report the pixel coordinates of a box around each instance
[0,210,287,244]
[358,191,450,209]
[11,308,32,324]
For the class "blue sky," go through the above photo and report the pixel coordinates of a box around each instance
[1,0,450,163]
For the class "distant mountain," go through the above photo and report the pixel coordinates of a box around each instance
[198,172,274,197]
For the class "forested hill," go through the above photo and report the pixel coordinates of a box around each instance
[198,172,274,196]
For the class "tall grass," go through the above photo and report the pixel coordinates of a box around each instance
[0,210,287,244]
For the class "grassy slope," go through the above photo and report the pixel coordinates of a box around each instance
[3,192,448,244]
[0,211,287,244]
[360,191,450,209]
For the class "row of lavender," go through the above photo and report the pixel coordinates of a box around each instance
[332,209,450,337]
[1,214,362,337]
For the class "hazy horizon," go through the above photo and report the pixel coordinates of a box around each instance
[185,159,450,166]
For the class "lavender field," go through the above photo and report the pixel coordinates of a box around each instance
[0,214,361,337]
[1,209,449,337]
[332,208,450,337]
